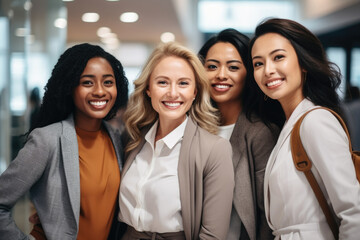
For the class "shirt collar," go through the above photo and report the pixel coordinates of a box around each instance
[145,117,188,150]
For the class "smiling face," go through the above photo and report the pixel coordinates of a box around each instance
[146,56,197,128]
[251,33,305,110]
[204,42,247,108]
[73,57,117,130]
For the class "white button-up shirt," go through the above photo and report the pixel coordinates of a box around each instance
[119,118,188,233]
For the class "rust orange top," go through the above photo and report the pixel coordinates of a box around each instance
[76,127,120,240]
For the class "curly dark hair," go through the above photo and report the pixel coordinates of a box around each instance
[198,28,283,128]
[248,18,342,125]
[30,43,128,133]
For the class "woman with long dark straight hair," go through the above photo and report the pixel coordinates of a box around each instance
[249,18,360,240]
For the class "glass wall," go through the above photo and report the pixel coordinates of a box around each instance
[351,48,360,88]
[0,0,66,233]
[326,47,347,100]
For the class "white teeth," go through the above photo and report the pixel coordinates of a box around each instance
[90,101,106,106]
[214,84,230,89]
[164,102,181,107]
[267,80,282,87]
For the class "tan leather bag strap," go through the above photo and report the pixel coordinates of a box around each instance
[290,107,343,239]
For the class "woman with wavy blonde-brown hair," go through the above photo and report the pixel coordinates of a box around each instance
[118,42,234,240]
[124,42,220,152]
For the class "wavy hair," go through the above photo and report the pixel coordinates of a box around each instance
[249,18,342,124]
[124,42,219,152]
[29,43,128,134]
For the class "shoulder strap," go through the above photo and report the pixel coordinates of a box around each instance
[290,107,339,239]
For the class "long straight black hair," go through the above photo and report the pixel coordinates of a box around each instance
[248,18,342,125]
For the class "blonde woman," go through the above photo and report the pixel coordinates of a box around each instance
[118,42,234,240]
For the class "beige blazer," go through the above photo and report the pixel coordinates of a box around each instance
[121,117,234,239]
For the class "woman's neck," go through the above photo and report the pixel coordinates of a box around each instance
[280,95,305,120]
[217,101,242,126]
[155,115,186,142]
[75,118,102,132]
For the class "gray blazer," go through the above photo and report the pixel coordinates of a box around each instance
[121,117,235,240]
[0,115,123,240]
[230,112,279,240]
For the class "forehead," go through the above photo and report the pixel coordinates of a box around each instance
[207,42,242,60]
[252,33,295,56]
[151,56,195,78]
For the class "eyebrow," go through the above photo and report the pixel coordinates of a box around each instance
[154,75,192,81]
[206,59,242,64]
[252,48,286,60]
[80,74,114,78]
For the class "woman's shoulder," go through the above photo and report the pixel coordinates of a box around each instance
[300,107,346,140]
[29,119,72,142]
[301,108,342,130]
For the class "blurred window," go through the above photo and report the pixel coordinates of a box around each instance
[198,0,297,33]
[326,47,346,100]
[351,48,360,88]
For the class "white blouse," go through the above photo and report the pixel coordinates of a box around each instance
[218,124,235,141]
[118,118,188,233]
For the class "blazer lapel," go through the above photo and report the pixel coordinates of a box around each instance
[263,98,316,227]
[60,115,81,226]
[104,122,123,171]
[121,130,147,179]
[178,117,197,240]
[230,113,255,240]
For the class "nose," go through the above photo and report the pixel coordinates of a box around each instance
[264,61,275,77]
[93,83,106,97]
[167,84,179,98]
[216,66,227,81]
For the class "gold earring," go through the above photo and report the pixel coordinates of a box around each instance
[264,94,268,101]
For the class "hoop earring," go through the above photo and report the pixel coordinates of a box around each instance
[303,72,307,82]
[264,94,268,101]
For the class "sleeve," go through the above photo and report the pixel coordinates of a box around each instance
[250,124,278,240]
[301,109,360,240]
[199,137,235,240]
[0,128,52,240]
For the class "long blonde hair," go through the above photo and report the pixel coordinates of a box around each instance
[124,42,219,152]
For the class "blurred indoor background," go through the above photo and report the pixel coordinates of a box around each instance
[1,0,360,234]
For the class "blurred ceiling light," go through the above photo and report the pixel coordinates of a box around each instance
[54,18,67,28]
[106,0,120,1]
[160,32,175,43]
[102,32,117,39]
[24,1,32,11]
[62,0,74,2]
[120,12,139,23]
[97,27,111,38]
[82,13,99,23]
[101,36,119,45]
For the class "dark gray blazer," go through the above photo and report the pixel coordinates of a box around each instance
[230,112,279,240]
[121,117,235,240]
[0,115,123,240]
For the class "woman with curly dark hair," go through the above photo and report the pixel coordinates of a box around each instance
[0,43,128,240]
[250,18,360,239]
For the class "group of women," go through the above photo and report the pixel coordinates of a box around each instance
[0,18,359,240]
